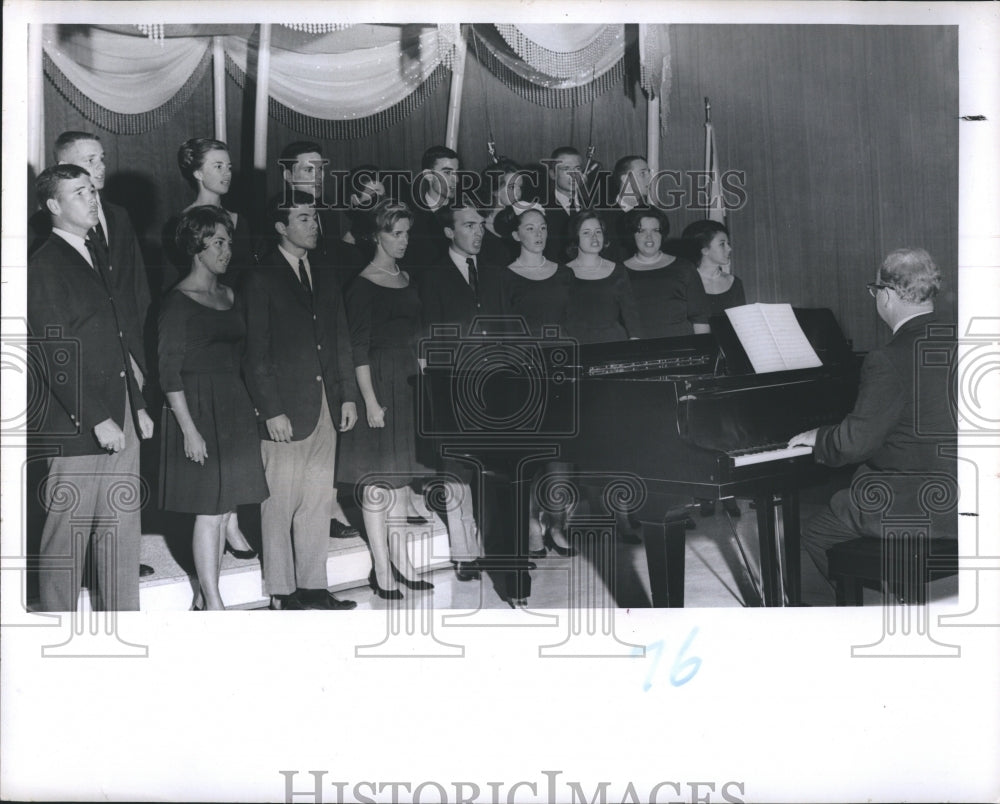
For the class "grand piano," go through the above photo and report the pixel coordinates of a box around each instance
[419,309,860,607]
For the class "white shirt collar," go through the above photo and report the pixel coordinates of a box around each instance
[448,247,475,283]
[277,243,310,280]
[553,187,575,213]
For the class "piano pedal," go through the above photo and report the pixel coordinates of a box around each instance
[699,500,715,517]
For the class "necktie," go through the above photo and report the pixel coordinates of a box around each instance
[298,258,312,294]
[85,235,109,278]
[466,257,480,307]
[93,220,109,251]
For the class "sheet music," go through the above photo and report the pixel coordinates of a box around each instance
[725,303,823,373]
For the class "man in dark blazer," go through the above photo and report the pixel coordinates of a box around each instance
[42,131,157,576]
[542,146,585,264]
[417,204,493,582]
[28,165,156,610]
[30,132,151,378]
[401,145,459,276]
[242,193,359,610]
[790,248,957,584]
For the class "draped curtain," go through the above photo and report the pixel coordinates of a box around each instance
[42,24,456,138]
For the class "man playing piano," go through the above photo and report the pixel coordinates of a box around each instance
[789,248,956,587]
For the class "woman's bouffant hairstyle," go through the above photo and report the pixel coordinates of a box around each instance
[175,205,234,258]
[494,204,546,241]
[354,199,414,261]
[564,210,607,261]
[622,208,670,257]
[680,219,729,253]
[177,138,229,184]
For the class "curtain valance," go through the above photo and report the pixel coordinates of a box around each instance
[41,24,452,137]
[470,24,626,109]
[42,25,212,134]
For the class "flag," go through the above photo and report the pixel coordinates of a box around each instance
[704,120,726,224]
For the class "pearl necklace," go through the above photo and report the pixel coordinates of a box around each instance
[369,262,400,276]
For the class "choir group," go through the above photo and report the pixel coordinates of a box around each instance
[29,130,750,612]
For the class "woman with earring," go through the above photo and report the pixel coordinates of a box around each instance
[167,137,259,559]
[158,207,268,609]
[495,202,575,559]
[336,200,435,600]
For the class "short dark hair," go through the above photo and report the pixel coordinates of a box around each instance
[565,210,607,260]
[612,154,646,199]
[178,137,229,183]
[36,164,90,209]
[175,205,235,258]
[621,207,670,240]
[421,145,459,172]
[268,191,319,228]
[681,219,729,256]
[550,146,581,161]
[435,203,483,232]
[53,131,100,163]
[280,141,323,163]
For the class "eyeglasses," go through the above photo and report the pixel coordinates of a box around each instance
[866,282,895,298]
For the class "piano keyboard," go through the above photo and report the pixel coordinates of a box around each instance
[730,444,814,467]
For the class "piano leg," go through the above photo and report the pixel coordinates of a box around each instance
[781,490,802,605]
[480,469,533,605]
[754,495,783,606]
[641,516,687,608]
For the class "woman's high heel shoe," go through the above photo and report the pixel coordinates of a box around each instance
[369,569,403,600]
[224,542,257,560]
[544,526,576,557]
[391,564,434,591]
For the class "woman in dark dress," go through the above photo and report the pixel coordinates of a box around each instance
[623,208,711,338]
[158,207,268,610]
[495,202,575,557]
[564,211,641,343]
[681,219,745,519]
[337,200,434,599]
[681,220,746,318]
[163,138,260,559]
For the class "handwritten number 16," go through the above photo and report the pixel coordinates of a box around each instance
[642,627,701,691]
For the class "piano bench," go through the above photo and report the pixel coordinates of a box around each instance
[827,537,959,606]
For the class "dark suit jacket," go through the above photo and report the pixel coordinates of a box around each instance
[31,201,150,374]
[241,248,359,441]
[418,254,506,339]
[401,207,448,278]
[814,311,957,533]
[542,199,572,264]
[28,233,147,456]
